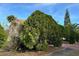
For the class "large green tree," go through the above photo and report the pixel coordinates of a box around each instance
[64,9,71,27]
[64,9,75,44]
[19,10,63,51]
[26,10,62,47]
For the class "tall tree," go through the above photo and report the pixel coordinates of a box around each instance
[64,9,76,44]
[64,9,71,27]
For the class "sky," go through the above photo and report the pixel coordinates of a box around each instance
[0,3,79,28]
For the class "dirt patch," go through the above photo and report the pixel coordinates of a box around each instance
[0,46,62,56]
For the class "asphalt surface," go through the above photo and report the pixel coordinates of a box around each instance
[48,43,79,56]
[48,48,75,56]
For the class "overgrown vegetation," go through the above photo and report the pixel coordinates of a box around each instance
[0,24,7,48]
[64,9,79,44]
[0,10,79,51]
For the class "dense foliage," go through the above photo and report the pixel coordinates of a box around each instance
[64,9,71,27]
[64,9,79,44]
[7,15,16,23]
[19,10,62,50]
[0,10,78,51]
[22,10,62,48]
[20,22,40,50]
[0,24,7,48]
[72,24,79,42]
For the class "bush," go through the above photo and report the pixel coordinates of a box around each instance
[20,21,48,50]
[36,32,48,50]
[20,26,40,50]
[36,40,48,51]
[52,36,62,47]
[20,27,48,50]
[68,39,75,44]
[0,24,7,48]
[75,33,79,42]
[68,31,75,44]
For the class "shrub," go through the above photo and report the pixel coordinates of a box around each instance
[0,24,7,48]
[20,21,48,50]
[20,22,40,50]
[68,31,75,44]
[36,32,48,50]
[36,40,48,50]
[52,36,62,47]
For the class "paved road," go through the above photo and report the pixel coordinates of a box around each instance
[48,43,79,56]
[48,48,76,56]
